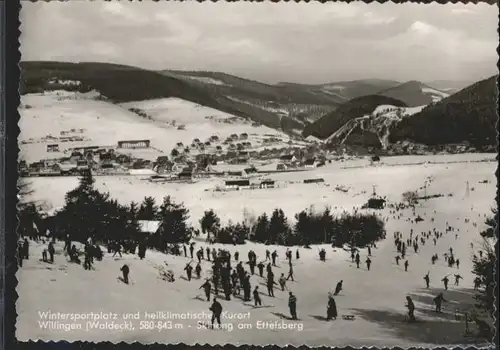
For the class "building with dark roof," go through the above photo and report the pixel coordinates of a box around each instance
[224,179,250,190]
[304,178,324,184]
[260,180,275,189]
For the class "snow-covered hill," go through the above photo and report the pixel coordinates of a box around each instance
[19,91,296,162]
[378,81,449,107]
[327,105,425,149]
[420,87,449,103]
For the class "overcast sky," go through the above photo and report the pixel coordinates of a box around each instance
[21,1,498,84]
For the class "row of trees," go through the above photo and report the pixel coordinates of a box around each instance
[51,172,193,249]
[200,206,386,247]
[32,171,386,251]
[471,208,497,317]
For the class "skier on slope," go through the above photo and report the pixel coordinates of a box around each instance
[209,298,223,329]
[366,257,372,271]
[189,244,194,259]
[271,250,278,266]
[257,261,265,277]
[200,280,212,301]
[433,293,447,313]
[405,296,416,322]
[267,271,275,297]
[120,264,130,284]
[195,262,202,279]
[48,241,55,263]
[334,280,343,296]
[253,286,262,307]
[327,295,338,321]
[279,273,287,291]
[319,249,326,262]
[23,238,30,260]
[442,276,450,290]
[424,273,430,288]
[288,292,298,320]
[287,263,294,281]
[184,263,193,281]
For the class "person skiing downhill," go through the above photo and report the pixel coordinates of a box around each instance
[271,250,278,266]
[334,280,343,296]
[433,293,447,312]
[279,273,287,291]
[366,257,372,271]
[454,274,463,286]
[23,238,29,260]
[200,280,212,301]
[48,242,55,263]
[120,264,130,284]
[257,261,265,277]
[195,263,202,279]
[184,263,193,281]
[288,292,298,320]
[209,298,223,329]
[327,295,338,321]
[138,242,146,260]
[442,276,449,290]
[404,260,409,272]
[424,273,430,288]
[253,286,262,307]
[405,296,416,322]
[112,242,122,258]
[267,271,275,297]
[287,263,294,281]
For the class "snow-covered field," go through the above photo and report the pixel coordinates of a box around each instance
[19,92,295,162]
[17,154,496,346]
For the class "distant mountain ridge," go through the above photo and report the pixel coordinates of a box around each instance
[305,76,497,150]
[20,61,303,132]
[376,80,449,107]
[21,61,492,148]
[389,75,497,148]
[275,79,402,102]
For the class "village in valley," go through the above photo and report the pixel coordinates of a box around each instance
[18,104,352,195]
[16,1,497,348]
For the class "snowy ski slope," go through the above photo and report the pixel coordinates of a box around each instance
[17,155,496,347]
